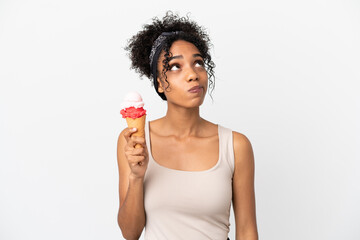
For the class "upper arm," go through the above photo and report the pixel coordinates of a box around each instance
[117,128,131,209]
[232,131,258,238]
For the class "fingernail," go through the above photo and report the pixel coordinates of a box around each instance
[133,128,137,131]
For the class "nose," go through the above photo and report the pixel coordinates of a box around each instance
[186,66,199,82]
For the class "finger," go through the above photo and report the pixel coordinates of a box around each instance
[128,155,145,163]
[124,127,138,141]
[125,135,142,149]
[132,147,146,155]
[130,136,146,147]
[130,161,144,167]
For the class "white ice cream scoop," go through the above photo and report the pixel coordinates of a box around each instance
[120,91,145,109]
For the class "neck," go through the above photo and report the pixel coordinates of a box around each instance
[162,104,204,138]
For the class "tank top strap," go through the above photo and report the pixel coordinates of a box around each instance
[218,125,235,177]
[145,120,149,143]
[145,121,151,156]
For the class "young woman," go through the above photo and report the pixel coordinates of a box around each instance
[117,11,258,240]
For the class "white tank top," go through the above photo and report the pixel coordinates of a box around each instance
[143,121,235,240]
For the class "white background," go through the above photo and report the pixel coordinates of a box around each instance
[1,0,359,239]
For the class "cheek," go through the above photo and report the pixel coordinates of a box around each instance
[201,71,209,83]
[199,68,208,77]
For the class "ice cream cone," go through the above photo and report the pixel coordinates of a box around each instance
[120,91,147,149]
[126,114,146,148]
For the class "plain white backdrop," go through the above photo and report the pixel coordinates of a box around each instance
[0,0,359,239]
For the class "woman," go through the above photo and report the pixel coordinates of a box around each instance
[117,11,258,240]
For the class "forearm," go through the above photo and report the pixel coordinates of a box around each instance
[236,226,258,240]
[118,175,146,240]
[236,231,258,240]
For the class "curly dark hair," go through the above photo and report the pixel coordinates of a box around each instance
[125,11,216,101]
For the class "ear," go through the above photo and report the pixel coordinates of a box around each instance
[157,78,164,93]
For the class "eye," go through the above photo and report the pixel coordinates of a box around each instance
[195,60,205,67]
[170,64,180,71]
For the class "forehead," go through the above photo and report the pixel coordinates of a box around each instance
[161,40,201,58]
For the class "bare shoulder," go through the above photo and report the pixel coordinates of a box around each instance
[117,127,129,149]
[118,127,127,140]
[232,131,253,150]
[232,131,255,170]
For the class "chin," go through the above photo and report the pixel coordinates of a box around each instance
[186,98,205,108]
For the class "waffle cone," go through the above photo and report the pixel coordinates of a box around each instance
[126,114,146,148]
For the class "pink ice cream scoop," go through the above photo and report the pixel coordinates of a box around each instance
[120,92,146,119]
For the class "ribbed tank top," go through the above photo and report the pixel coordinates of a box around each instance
[143,121,235,240]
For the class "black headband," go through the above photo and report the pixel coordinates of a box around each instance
[149,31,182,68]
[149,31,183,89]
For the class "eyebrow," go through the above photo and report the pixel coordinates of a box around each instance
[168,53,203,61]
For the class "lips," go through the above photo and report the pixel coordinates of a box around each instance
[188,85,202,92]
